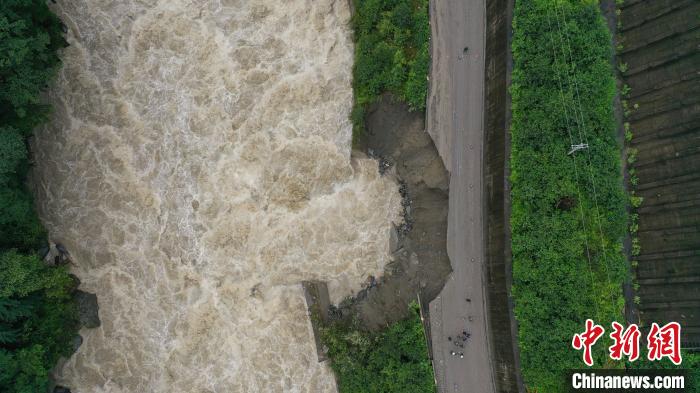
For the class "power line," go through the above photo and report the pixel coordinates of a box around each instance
[542,1,601,321]
[552,0,620,315]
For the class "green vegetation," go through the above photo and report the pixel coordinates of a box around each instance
[321,302,436,393]
[350,0,430,140]
[0,251,78,392]
[1,1,78,392]
[510,0,628,390]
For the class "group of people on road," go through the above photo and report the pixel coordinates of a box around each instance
[448,330,471,359]
[447,296,474,360]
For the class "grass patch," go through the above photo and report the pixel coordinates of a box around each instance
[510,0,628,390]
[350,0,430,142]
[320,302,436,393]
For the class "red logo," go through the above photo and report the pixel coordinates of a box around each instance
[572,319,605,366]
[573,320,683,366]
[647,322,682,365]
[609,322,641,361]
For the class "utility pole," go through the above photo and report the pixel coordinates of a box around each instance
[568,143,589,155]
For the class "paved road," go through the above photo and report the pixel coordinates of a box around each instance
[426,0,495,392]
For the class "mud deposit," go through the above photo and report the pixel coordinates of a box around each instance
[349,95,451,330]
[30,1,402,392]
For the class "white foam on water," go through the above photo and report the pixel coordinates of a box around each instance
[31,1,401,391]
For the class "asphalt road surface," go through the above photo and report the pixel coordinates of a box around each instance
[426,0,496,392]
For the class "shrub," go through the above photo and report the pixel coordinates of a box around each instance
[321,302,435,393]
[510,0,627,390]
[621,84,631,97]
[630,195,643,208]
[0,251,78,393]
[631,238,641,256]
[350,0,430,141]
[629,222,638,234]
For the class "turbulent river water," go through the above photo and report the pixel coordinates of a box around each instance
[31,1,401,391]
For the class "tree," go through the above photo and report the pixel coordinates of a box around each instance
[321,303,436,393]
[350,0,430,140]
[0,251,78,393]
[0,0,67,251]
[0,298,32,344]
[0,2,78,392]
[0,0,67,137]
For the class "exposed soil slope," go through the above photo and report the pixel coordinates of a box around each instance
[349,95,451,330]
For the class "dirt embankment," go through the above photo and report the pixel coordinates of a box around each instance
[616,0,700,347]
[347,94,451,330]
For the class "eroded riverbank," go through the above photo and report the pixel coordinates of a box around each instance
[351,94,451,329]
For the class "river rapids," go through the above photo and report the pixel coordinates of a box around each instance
[30,1,401,392]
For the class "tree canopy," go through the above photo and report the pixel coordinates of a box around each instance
[0,2,77,392]
[350,0,430,141]
[321,303,436,393]
[510,0,628,390]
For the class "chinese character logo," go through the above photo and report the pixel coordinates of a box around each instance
[572,319,605,366]
[647,322,682,365]
[609,322,640,361]
[572,320,683,366]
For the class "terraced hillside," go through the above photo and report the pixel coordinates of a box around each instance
[617,0,700,348]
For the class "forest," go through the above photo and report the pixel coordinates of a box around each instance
[320,303,435,393]
[350,0,430,141]
[510,0,628,390]
[0,1,78,391]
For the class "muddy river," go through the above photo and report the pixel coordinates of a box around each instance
[31,1,400,391]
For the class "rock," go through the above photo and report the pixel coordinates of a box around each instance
[389,226,399,253]
[43,242,71,266]
[54,386,71,393]
[56,243,69,255]
[67,274,81,293]
[71,334,83,353]
[44,245,60,265]
[74,290,100,328]
[249,283,262,298]
[38,242,50,260]
[365,275,377,288]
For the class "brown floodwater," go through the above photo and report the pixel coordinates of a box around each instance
[31,1,401,391]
